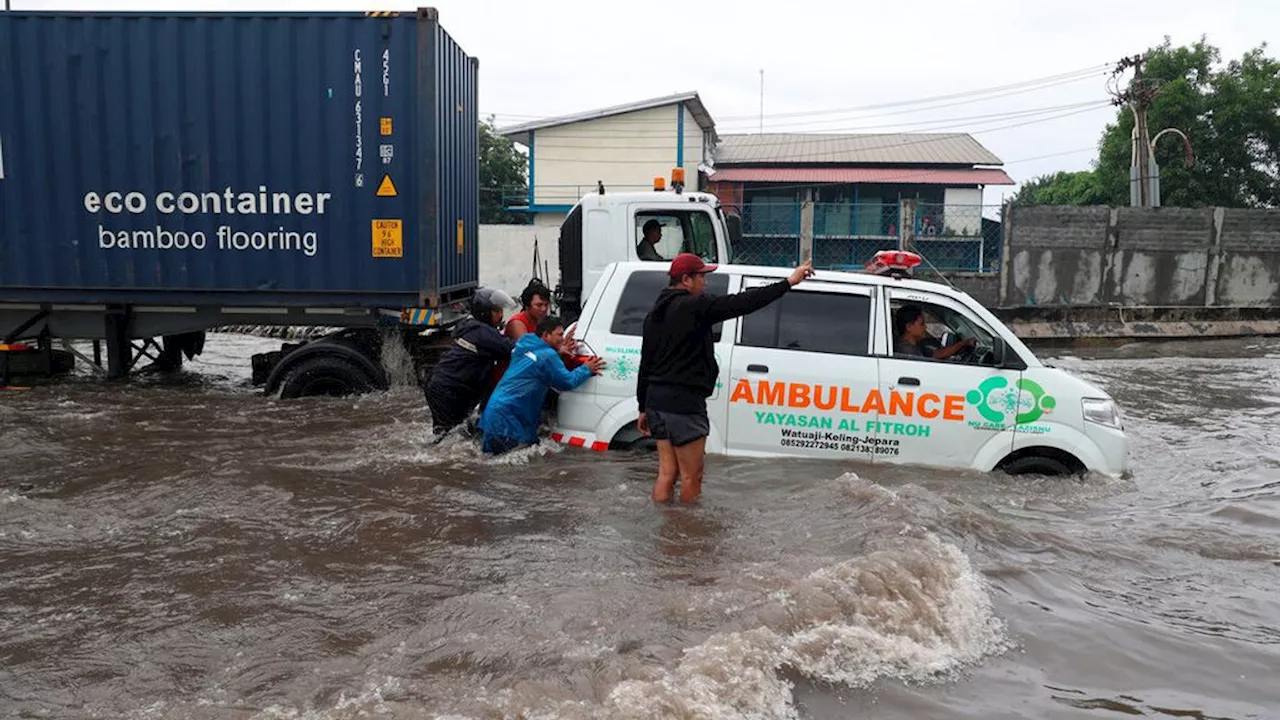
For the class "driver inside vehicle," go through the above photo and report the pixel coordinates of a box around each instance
[893,304,976,361]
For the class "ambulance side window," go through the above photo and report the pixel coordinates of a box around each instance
[739,291,872,356]
[609,271,730,340]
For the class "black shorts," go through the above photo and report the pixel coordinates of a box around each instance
[648,409,710,448]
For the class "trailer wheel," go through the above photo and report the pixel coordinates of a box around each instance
[276,354,376,399]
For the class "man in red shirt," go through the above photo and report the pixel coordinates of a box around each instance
[485,280,581,411]
[504,280,551,341]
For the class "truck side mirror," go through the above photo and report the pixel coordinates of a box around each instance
[725,213,742,262]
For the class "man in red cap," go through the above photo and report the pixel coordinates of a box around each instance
[637,252,814,503]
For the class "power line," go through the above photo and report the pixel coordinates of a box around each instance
[529,104,1113,165]
[525,100,1111,147]
[719,64,1112,121]
[487,63,1112,127]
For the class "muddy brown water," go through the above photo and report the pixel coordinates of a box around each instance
[2,334,1278,719]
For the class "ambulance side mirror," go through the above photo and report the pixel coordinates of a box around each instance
[991,337,1026,370]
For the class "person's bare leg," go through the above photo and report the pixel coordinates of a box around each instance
[673,437,707,503]
[652,439,679,502]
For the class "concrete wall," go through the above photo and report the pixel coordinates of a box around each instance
[478,225,560,296]
[531,104,703,208]
[1001,206,1280,308]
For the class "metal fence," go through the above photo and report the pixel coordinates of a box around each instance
[813,202,900,270]
[736,202,801,267]
[912,203,1001,273]
[735,199,1003,273]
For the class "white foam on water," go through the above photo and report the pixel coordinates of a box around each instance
[602,533,1009,720]
[250,676,405,720]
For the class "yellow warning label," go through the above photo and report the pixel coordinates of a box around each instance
[376,174,397,197]
[372,219,403,258]
[456,219,465,255]
[380,117,393,136]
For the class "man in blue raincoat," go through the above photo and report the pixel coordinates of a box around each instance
[478,315,605,455]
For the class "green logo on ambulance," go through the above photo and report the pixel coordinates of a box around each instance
[608,353,638,381]
[967,377,1056,425]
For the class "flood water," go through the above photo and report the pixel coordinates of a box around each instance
[2,333,1278,719]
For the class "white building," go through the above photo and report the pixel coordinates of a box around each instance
[500,92,718,227]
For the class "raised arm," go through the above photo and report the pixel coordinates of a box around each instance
[702,260,815,324]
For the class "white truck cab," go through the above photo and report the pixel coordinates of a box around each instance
[550,252,1130,478]
[553,169,737,322]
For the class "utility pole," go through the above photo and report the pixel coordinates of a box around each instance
[1131,57,1152,207]
[1110,55,1159,207]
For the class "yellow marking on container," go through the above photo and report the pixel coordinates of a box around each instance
[376,174,397,197]
[372,219,403,258]
[456,220,464,255]
[380,117,393,136]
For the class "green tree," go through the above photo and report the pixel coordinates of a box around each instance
[1024,38,1280,208]
[479,116,528,223]
[1011,170,1108,206]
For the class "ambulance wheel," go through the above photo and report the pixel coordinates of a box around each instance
[999,454,1077,477]
[609,423,655,452]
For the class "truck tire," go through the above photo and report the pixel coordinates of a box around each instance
[276,354,376,399]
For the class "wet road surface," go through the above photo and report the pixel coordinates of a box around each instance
[2,334,1278,719]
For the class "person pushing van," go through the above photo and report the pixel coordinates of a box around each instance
[423,287,517,441]
[478,315,605,455]
[637,253,815,503]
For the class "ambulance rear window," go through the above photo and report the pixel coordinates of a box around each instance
[740,291,872,356]
[610,271,729,338]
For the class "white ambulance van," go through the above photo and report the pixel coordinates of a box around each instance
[551,253,1129,477]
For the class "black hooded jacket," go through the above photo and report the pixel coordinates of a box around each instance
[427,317,514,400]
[636,278,791,414]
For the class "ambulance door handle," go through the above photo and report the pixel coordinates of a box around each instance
[897,376,920,386]
[747,364,769,373]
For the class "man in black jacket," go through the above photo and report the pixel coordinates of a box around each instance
[424,287,517,442]
[637,253,814,503]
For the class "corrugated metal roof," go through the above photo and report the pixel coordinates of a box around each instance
[499,92,716,146]
[715,133,1003,166]
[706,167,1016,186]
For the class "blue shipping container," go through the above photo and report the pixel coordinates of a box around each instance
[0,9,479,309]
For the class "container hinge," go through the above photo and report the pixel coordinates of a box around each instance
[0,134,5,180]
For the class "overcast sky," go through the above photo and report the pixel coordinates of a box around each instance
[14,0,1278,204]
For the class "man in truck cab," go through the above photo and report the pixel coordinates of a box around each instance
[636,219,666,262]
[423,287,517,442]
[637,253,815,504]
[478,315,605,455]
